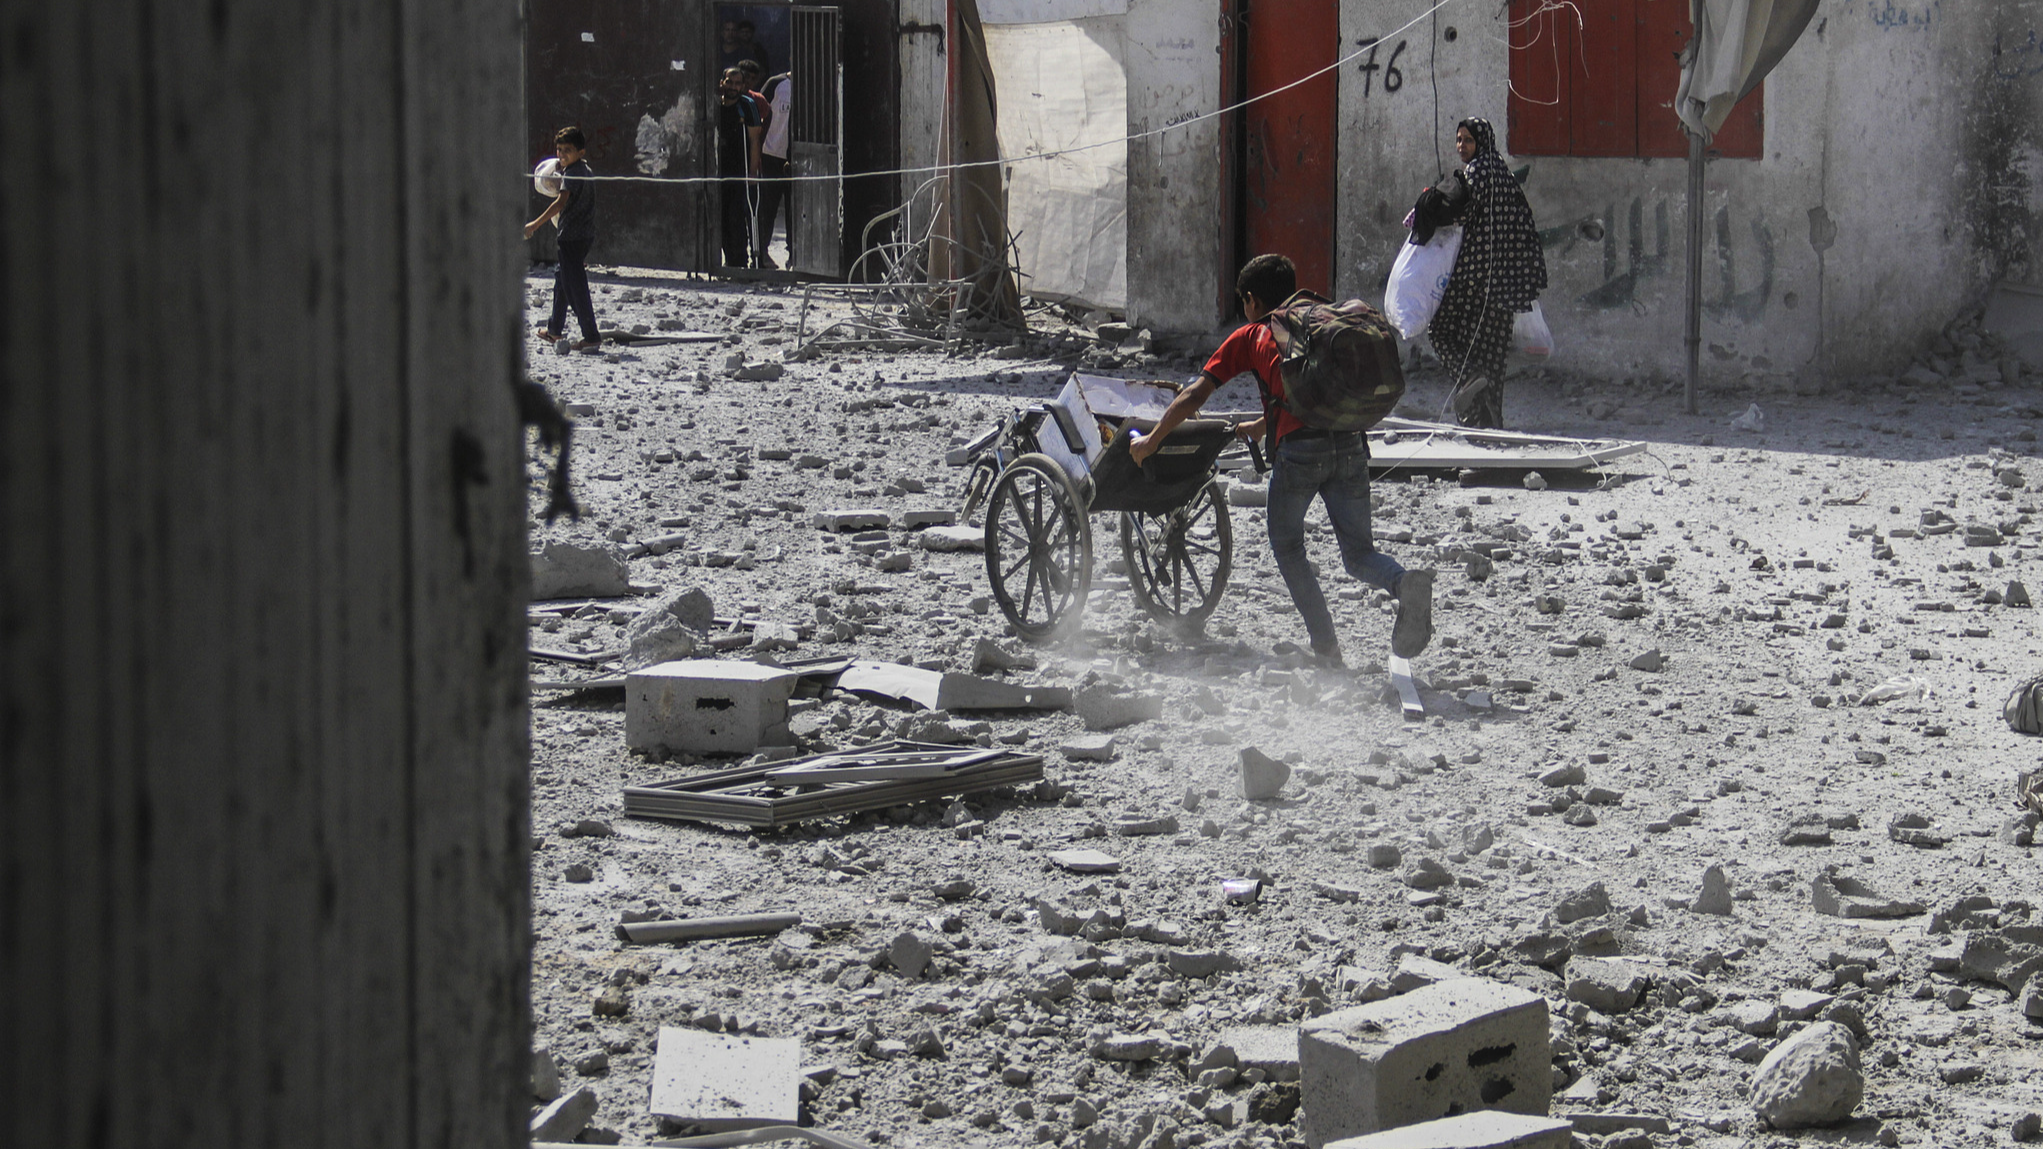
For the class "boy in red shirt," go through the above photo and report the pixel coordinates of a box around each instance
[1130,254,1432,667]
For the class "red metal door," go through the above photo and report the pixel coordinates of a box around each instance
[1241,0,1338,297]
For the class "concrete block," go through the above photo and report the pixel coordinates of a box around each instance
[530,1086,599,1142]
[1324,1111,1572,1149]
[812,508,890,531]
[901,508,957,528]
[531,541,629,599]
[626,660,799,755]
[1299,978,1552,1149]
[1220,1024,1300,1082]
[651,1026,800,1130]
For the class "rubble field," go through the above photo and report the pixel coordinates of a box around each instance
[520,267,2043,1149]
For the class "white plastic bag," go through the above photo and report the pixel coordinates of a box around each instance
[1513,301,1554,357]
[1384,226,1462,339]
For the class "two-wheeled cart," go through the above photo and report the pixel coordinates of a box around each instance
[949,374,1256,641]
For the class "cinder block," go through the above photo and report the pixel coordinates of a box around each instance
[650,1027,799,1129]
[812,508,890,531]
[626,660,799,755]
[1324,1111,1572,1149]
[1299,978,1551,1149]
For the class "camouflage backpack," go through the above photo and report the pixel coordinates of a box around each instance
[1262,290,1405,432]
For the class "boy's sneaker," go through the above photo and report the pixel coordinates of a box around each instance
[1391,570,1435,658]
[1310,642,1345,670]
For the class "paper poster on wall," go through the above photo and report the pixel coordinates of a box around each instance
[984,17,1129,310]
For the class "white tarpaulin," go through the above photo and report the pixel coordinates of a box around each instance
[984,18,1129,310]
[1674,0,1820,138]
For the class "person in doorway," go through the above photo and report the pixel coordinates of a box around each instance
[1128,254,1434,668]
[733,19,770,75]
[716,66,765,268]
[1426,117,1546,429]
[524,126,600,351]
[754,70,794,270]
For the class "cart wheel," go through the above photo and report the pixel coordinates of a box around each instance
[1121,481,1232,624]
[984,453,1093,641]
[957,457,998,525]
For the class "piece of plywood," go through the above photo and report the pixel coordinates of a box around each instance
[1369,418,1645,473]
[650,1027,801,1129]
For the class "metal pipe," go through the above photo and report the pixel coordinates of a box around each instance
[1684,131,1705,416]
[618,913,802,945]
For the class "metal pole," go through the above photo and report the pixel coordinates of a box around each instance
[1684,130,1705,416]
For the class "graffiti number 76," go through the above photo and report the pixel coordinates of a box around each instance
[1355,37,1407,97]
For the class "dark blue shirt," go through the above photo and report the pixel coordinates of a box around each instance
[556,159,596,245]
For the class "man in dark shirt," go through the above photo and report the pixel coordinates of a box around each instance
[1129,254,1433,666]
[716,67,765,268]
[524,126,600,351]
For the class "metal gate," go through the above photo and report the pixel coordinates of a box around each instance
[790,6,844,278]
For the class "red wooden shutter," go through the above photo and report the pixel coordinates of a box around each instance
[1507,0,1570,156]
[1571,0,1638,156]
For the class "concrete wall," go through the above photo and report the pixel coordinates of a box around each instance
[1337,0,2043,384]
[1124,0,1227,332]
[3,3,531,1145]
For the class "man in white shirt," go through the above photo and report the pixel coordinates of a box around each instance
[755,72,794,270]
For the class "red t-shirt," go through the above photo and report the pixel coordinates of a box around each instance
[1202,321,1309,444]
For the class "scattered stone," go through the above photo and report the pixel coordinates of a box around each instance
[1114,813,1180,837]
[1627,648,1664,672]
[1401,857,1454,891]
[1168,949,1242,978]
[1060,735,1118,761]
[812,509,890,531]
[1539,763,1586,787]
[1566,957,1647,1013]
[1750,1021,1861,1130]
[530,1086,600,1142]
[1240,745,1292,800]
[1779,990,1835,1021]
[918,525,984,552]
[1691,864,1734,916]
[1955,926,2043,993]
[1778,815,1833,846]
[532,1045,562,1101]
[1074,686,1164,730]
[1811,868,1926,919]
[1553,882,1611,924]
[1725,1000,1779,1035]
[888,931,932,979]
[2014,1113,2043,1142]
[1368,843,1403,869]
[1220,1024,1302,1083]
[1390,954,1465,994]
[532,542,630,599]
[1887,812,1949,849]
[1049,848,1122,874]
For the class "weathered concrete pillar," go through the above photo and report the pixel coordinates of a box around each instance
[1,3,529,1147]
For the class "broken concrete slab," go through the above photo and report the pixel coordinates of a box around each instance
[650,1027,800,1130]
[812,509,890,531]
[1300,978,1552,1148]
[1565,957,1647,1013]
[1750,1021,1862,1130]
[1239,745,1291,800]
[1074,685,1164,730]
[1323,1111,1573,1149]
[530,1085,598,1142]
[1810,868,1925,919]
[626,660,799,755]
[1060,735,1118,761]
[833,660,1069,711]
[1956,926,2043,993]
[531,541,630,599]
[1220,1024,1300,1082]
[1048,848,1122,874]
[1390,954,1465,994]
[917,525,985,552]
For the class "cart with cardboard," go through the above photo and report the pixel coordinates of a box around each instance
[949,373,1257,640]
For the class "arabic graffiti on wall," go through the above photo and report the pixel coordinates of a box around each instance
[1539,197,1773,321]
[1995,29,2043,80]
[1866,1,1939,30]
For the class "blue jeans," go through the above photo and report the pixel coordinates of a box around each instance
[1266,431,1405,651]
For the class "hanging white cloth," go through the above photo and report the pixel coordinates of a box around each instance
[1674,0,1820,139]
